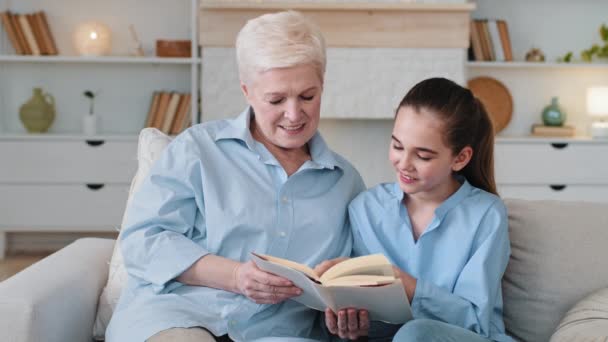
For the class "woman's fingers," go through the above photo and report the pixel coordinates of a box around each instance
[358,310,370,331]
[331,308,369,340]
[237,260,302,303]
[337,310,348,338]
[325,309,338,334]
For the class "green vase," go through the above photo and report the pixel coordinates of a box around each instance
[19,88,56,133]
[541,97,566,127]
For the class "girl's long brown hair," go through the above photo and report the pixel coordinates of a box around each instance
[397,77,497,195]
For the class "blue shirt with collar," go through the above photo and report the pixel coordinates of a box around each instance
[106,108,365,342]
[349,180,513,342]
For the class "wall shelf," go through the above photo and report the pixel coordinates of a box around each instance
[201,1,475,11]
[0,55,200,65]
[467,61,608,69]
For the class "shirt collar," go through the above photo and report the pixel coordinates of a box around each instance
[214,107,342,171]
[214,107,257,150]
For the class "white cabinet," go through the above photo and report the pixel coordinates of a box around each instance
[495,138,608,203]
[0,136,138,257]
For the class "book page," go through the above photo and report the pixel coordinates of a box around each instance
[323,275,396,287]
[320,254,394,283]
[253,253,320,281]
[251,253,327,310]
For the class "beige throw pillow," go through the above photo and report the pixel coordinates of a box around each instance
[93,128,173,340]
[550,287,608,341]
[502,199,608,342]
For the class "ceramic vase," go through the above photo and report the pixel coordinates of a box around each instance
[19,88,55,133]
[542,97,567,126]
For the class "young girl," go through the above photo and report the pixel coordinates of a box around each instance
[321,78,513,342]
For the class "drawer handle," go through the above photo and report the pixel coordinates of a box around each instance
[85,140,105,147]
[86,184,105,191]
[549,185,567,191]
[551,143,568,149]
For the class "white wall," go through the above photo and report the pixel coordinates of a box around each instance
[202,47,466,187]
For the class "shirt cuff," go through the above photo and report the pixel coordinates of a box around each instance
[146,233,210,286]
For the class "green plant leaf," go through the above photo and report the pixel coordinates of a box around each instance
[601,24,608,42]
[582,50,593,62]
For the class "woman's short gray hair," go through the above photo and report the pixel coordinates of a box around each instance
[236,10,326,85]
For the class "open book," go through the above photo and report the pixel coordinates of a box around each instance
[251,253,412,324]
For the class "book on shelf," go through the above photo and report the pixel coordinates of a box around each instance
[170,93,192,135]
[469,20,484,62]
[0,11,24,55]
[18,14,40,56]
[251,252,412,324]
[161,93,182,133]
[27,13,47,55]
[144,91,192,135]
[151,92,172,130]
[469,19,513,62]
[0,10,57,55]
[10,12,31,55]
[531,124,576,137]
[497,20,513,61]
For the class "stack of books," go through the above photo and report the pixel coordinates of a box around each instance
[0,10,58,55]
[531,124,576,137]
[469,19,512,62]
[144,92,192,135]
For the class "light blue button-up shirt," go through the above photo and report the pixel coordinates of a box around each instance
[349,180,513,342]
[106,108,365,342]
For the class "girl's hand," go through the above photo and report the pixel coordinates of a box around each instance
[314,257,349,276]
[234,261,302,304]
[325,308,369,340]
[392,266,417,302]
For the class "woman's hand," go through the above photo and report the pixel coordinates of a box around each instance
[234,260,302,304]
[325,308,369,340]
[314,257,349,276]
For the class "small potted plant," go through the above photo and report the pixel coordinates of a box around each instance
[82,90,98,135]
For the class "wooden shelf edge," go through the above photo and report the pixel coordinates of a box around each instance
[467,61,608,69]
[201,1,476,12]
[0,55,200,64]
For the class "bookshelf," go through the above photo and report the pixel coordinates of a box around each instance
[0,0,201,257]
[467,0,608,204]
[0,0,200,137]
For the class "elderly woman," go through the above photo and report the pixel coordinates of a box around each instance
[105,11,365,342]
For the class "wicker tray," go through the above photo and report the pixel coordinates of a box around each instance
[467,76,513,134]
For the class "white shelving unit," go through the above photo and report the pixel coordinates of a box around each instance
[468,0,608,203]
[0,0,200,257]
[0,0,200,138]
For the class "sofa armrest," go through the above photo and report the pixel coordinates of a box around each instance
[0,238,115,342]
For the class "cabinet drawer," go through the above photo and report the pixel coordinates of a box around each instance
[0,184,129,229]
[0,140,137,183]
[495,142,608,184]
[498,184,608,203]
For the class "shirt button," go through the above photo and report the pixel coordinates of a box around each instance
[281,196,289,203]
[279,231,287,237]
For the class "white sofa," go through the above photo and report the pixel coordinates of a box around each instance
[1,129,608,341]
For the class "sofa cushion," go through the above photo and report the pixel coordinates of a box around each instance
[550,287,608,341]
[93,128,173,340]
[503,199,608,342]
